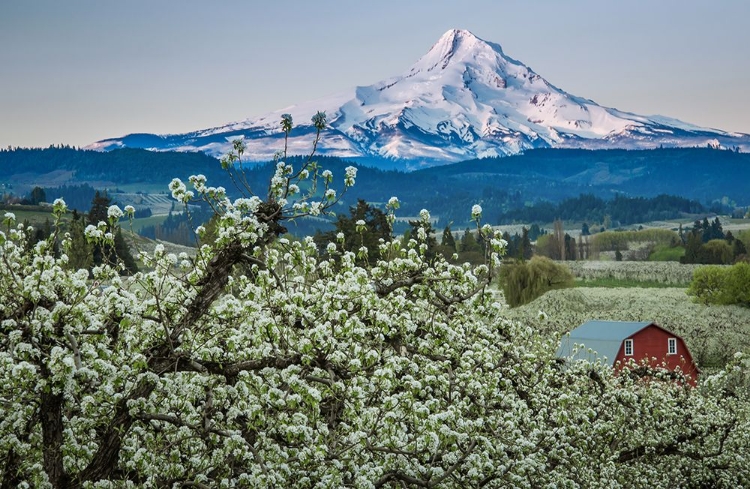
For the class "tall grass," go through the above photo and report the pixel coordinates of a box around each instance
[648,244,685,261]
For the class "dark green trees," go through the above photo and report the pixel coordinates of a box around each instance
[29,186,47,205]
[316,199,392,265]
[76,191,138,274]
[436,225,458,260]
[66,210,93,271]
[681,217,743,265]
[407,217,438,262]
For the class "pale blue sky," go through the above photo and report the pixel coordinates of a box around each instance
[2,0,749,148]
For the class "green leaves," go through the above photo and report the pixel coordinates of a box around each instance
[688,262,750,307]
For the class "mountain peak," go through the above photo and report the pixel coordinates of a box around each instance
[89,30,750,164]
[437,28,481,46]
[412,29,501,74]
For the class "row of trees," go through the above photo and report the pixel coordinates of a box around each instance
[1,186,50,206]
[317,206,750,267]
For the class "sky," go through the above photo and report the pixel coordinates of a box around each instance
[2,0,749,149]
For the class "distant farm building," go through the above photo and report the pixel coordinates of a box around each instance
[556,320,699,385]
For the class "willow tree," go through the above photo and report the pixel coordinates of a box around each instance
[498,255,575,307]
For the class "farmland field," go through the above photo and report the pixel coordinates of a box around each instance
[503,285,750,369]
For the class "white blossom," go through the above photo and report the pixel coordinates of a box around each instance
[471,204,482,220]
[107,205,124,220]
[344,166,357,186]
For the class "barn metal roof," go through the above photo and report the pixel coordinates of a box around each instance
[556,320,654,366]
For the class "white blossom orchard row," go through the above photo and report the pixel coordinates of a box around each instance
[562,260,717,285]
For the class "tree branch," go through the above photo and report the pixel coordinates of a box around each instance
[65,332,82,370]
[372,440,477,488]
[135,412,233,439]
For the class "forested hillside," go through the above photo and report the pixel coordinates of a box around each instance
[2,146,749,228]
[0,146,230,187]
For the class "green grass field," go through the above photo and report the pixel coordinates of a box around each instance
[122,214,169,233]
[648,244,686,261]
[1,205,60,227]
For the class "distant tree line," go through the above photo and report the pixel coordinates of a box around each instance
[43,184,98,211]
[5,146,750,242]
[313,200,523,266]
[497,193,706,227]
[0,146,231,188]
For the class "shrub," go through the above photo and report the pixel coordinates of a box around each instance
[688,262,750,307]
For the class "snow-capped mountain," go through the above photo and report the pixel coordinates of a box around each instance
[89,29,750,166]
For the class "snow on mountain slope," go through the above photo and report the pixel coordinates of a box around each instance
[88,29,750,166]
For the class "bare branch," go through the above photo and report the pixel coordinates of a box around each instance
[374,470,431,488]
[372,440,477,488]
[65,332,82,370]
[135,412,233,439]
[178,481,212,489]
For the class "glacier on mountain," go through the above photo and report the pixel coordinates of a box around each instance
[88,29,750,167]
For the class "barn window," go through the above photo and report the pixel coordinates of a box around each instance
[668,338,677,355]
[624,339,634,356]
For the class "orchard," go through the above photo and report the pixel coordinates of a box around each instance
[1,114,748,488]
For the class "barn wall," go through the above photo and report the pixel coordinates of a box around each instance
[613,325,698,385]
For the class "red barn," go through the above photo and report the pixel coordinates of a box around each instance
[557,320,699,385]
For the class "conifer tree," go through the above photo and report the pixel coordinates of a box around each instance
[459,228,481,253]
[317,199,391,265]
[521,226,532,260]
[441,225,456,250]
[66,210,93,271]
[408,216,438,262]
[114,228,138,274]
[84,191,137,273]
